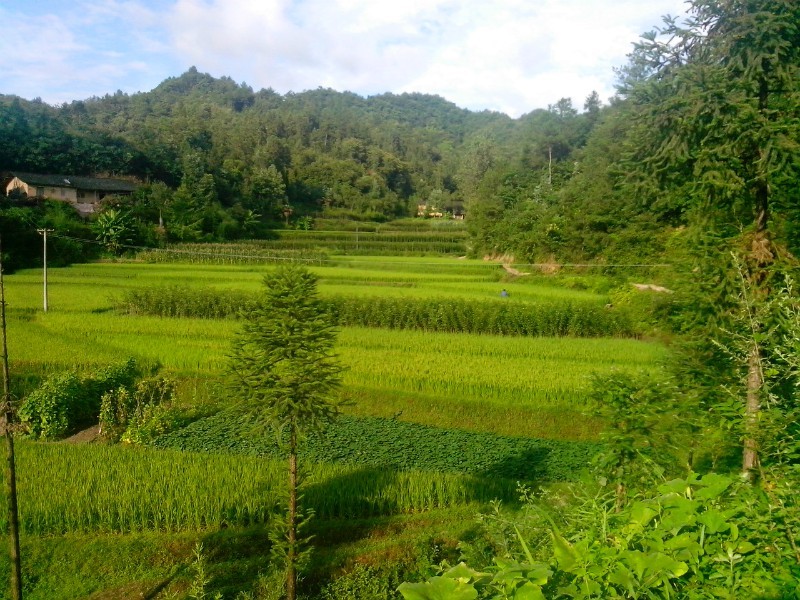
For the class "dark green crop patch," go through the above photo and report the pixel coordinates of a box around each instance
[153,412,601,482]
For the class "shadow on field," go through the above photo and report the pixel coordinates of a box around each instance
[196,527,274,596]
[304,463,520,524]
[476,445,553,481]
[304,464,407,521]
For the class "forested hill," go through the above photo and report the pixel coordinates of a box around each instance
[0,66,519,196]
[1,67,629,259]
[4,36,797,266]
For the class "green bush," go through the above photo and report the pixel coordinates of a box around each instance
[19,359,139,439]
[17,371,80,439]
[100,375,178,443]
[319,564,396,600]
[399,472,800,599]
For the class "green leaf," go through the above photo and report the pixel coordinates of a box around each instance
[551,531,578,572]
[522,565,551,586]
[736,541,756,554]
[698,509,729,534]
[608,565,636,595]
[694,473,732,500]
[515,525,535,564]
[647,553,689,578]
[628,502,659,528]
[511,582,547,600]
[444,562,483,583]
[398,577,479,600]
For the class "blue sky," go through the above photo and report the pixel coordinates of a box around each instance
[1,0,690,117]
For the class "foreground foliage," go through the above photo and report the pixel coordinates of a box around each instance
[399,471,800,600]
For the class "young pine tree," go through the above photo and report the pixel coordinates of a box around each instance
[228,265,343,600]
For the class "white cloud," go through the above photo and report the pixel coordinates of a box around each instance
[2,0,691,115]
[163,0,690,116]
[0,1,175,102]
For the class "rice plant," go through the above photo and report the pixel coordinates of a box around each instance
[0,442,515,534]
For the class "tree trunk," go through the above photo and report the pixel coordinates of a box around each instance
[2,430,21,600]
[742,344,761,480]
[0,241,23,600]
[742,75,770,479]
[615,482,626,513]
[286,426,298,600]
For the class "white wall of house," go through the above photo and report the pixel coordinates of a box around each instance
[5,177,78,202]
[5,177,30,197]
[6,176,133,216]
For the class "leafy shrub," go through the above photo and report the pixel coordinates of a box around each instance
[17,371,81,439]
[100,376,177,443]
[399,472,800,599]
[319,564,396,600]
[19,359,139,439]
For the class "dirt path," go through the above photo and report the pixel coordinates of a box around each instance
[502,263,530,277]
[61,424,101,443]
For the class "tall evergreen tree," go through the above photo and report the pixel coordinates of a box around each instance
[620,0,800,476]
[228,266,343,600]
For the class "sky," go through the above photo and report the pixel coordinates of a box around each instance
[0,0,691,118]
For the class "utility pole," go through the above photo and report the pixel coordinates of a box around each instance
[0,237,23,600]
[36,229,53,312]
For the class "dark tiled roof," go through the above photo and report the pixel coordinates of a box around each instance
[10,172,138,192]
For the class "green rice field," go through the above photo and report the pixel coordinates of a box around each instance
[6,260,666,440]
[2,442,515,534]
[2,255,670,597]
[3,257,610,311]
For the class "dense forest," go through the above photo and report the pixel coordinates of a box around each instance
[1,63,655,264]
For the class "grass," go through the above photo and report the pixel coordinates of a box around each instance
[0,507,477,599]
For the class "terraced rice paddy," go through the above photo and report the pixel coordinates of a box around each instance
[4,256,668,538]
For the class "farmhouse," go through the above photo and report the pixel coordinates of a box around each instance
[3,172,138,215]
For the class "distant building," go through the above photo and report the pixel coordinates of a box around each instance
[3,172,138,215]
[416,202,465,219]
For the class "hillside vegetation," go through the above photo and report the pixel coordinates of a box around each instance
[2,64,667,267]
